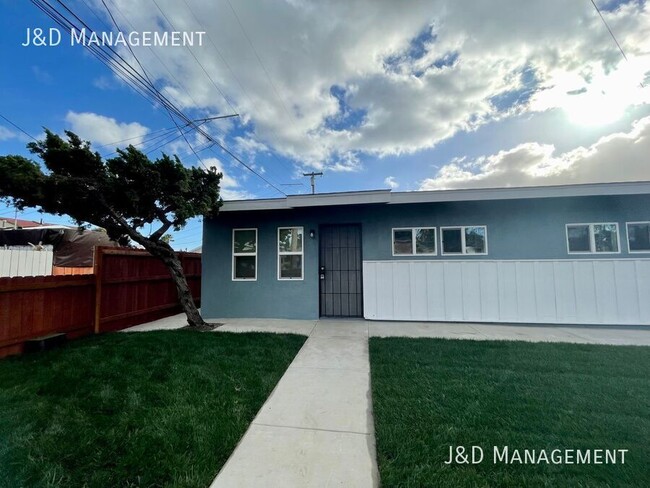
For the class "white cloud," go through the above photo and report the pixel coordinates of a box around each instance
[420,115,650,190]
[0,126,17,141]
[93,75,121,90]
[64,111,150,147]
[202,157,251,200]
[89,0,650,169]
[234,134,268,156]
[31,66,53,84]
[384,176,399,189]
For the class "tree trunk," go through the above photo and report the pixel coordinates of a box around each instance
[144,242,206,328]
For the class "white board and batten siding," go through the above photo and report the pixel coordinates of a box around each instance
[363,259,650,325]
[0,249,54,277]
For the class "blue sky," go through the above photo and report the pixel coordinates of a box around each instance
[1,0,650,251]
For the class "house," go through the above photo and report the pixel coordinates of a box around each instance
[201,181,650,326]
[0,218,67,230]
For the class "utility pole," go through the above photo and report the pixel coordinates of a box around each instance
[303,172,323,194]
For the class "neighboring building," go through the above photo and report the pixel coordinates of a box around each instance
[0,228,120,277]
[1,218,56,230]
[0,217,74,231]
[201,181,650,326]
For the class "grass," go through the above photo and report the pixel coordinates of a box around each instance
[0,330,305,488]
[370,338,650,487]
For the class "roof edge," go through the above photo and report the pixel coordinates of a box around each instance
[219,180,650,213]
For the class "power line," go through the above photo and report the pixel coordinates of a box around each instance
[588,0,644,88]
[97,0,286,193]
[100,0,209,114]
[172,235,204,246]
[588,0,630,61]
[225,0,296,125]
[179,0,307,187]
[142,127,195,155]
[34,0,287,196]
[181,0,254,108]
[0,113,37,141]
[99,0,212,171]
[95,125,179,149]
[35,0,190,125]
[40,1,166,104]
[97,0,305,193]
[55,0,209,132]
[171,229,203,241]
[102,2,284,190]
[143,1,272,182]
[221,0,309,192]
[150,0,239,115]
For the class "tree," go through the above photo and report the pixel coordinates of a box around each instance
[0,130,221,328]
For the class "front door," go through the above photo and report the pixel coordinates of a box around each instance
[319,224,363,317]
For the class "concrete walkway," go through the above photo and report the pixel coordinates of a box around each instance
[124,314,650,486]
[125,314,650,346]
[210,320,379,488]
[123,314,650,346]
[369,320,650,345]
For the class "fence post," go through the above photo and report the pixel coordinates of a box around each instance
[93,246,103,334]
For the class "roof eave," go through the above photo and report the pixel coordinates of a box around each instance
[218,181,650,213]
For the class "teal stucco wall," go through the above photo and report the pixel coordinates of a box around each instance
[201,194,650,320]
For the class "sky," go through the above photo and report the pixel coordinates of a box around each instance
[1,0,649,251]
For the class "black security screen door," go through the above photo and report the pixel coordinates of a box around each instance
[319,224,363,317]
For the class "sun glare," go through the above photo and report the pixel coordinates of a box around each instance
[563,88,627,126]
[562,58,650,126]
[531,58,650,128]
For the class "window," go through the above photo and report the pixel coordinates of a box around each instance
[627,222,650,253]
[278,227,303,279]
[392,228,437,255]
[566,223,619,254]
[441,226,487,255]
[232,228,257,280]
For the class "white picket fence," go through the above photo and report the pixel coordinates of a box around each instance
[363,259,650,326]
[0,249,54,277]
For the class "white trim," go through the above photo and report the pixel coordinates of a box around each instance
[566,223,621,255]
[440,225,488,256]
[626,221,650,254]
[221,181,650,212]
[232,228,257,281]
[391,227,437,256]
[277,226,304,280]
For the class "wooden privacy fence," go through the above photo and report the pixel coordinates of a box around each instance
[0,247,201,358]
[0,274,95,357]
[95,248,201,333]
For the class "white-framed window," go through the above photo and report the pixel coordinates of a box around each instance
[278,227,304,280]
[392,228,437,256]
[441,226,488,255]
[232,228,257,280]
[566,223,620,254]
[626,221,650,253]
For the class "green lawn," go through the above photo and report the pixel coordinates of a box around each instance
[0,330,305,488]
[370,338,650,487]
